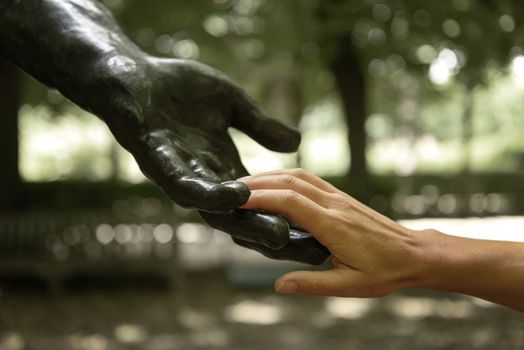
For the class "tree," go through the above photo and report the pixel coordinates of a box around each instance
[311,0,524,197]
[0,59,22,209]
[8,0,524,201]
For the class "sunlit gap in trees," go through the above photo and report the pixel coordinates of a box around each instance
[18,67,524,183]
[19,104,145,183]
[511,55,524,83]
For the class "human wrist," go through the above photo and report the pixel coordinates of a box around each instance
[395,227,524,311]
[363,226,443,294]
[407,228,473,292]
[396,228,450,291]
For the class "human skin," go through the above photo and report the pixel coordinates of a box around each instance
[240,168,524,313]
[0,0,329,263]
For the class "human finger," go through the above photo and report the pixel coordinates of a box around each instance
[239,174,335,207]
[241,168,342,194]
[231,91,301,153]
[241,189,336,246]
[275,268,352,296]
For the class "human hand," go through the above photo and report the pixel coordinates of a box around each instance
[89,55,330,255]
[240,169,426,296]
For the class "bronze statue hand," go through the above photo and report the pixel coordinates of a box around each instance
[93,57,300,210]
[92,56,329,262]
[88,56,299,250]
[0,0,330,264]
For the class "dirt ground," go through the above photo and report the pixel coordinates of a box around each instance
[0,271,523,350]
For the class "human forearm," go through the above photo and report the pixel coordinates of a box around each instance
[419,230,524,312]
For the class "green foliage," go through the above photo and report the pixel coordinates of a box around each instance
[16,0,524,182]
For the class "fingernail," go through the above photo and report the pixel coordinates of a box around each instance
[276,281,298,294]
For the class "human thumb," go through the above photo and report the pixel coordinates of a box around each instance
[275,269,350,296]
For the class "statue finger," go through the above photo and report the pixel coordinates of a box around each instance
[196,151,246,181]
[232,227,331,266]
[141,141,250,212]
[199,209,289,250]
[187,158,221,182]
[231,91,301,153]
[196,140,250,181]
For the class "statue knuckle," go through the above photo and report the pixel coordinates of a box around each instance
[142,130,169,150]
[199,190,212,202]
[183,60,231,86]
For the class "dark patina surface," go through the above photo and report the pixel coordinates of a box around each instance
[0,0,329,264]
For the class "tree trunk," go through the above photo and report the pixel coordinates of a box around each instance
[461,87,474,176]
[262,77,304,128]
[330,37,370,200]
[262,73,305,167]
[0,59,22,210]
[460,86,475,216]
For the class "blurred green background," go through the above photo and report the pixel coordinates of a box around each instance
[1,0,524,349]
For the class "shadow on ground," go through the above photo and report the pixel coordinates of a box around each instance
[1,271,522,350]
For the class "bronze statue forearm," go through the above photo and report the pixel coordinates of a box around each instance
[0,0,142,102]
[0,0,330,264]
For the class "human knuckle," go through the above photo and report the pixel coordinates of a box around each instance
[325,209,351,230]
[280,174,297,186]
[325,208,343,221]
[329,193,353,209]
[289,168,308,178]
[310,279,327,293]
[281,190,300,203]
[249,190,263,200]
